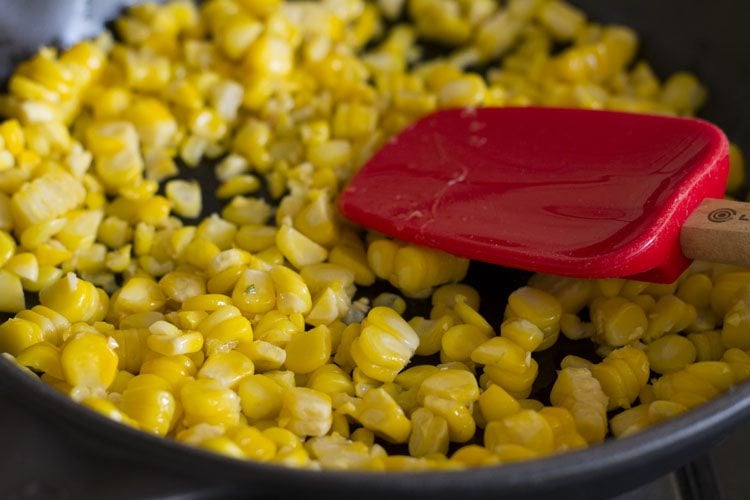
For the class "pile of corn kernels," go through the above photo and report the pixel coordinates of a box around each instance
[0,0,749,471]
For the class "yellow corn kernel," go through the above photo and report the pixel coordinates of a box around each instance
[677,273,712,308]
[646,334,697,375]
[61,332,118,391]
[687,330,725,362]
[328,243,375,287]
[422,394,475,443]
[482,358,538,400]
[82,397,138,428]
[147,329,204,357]
[197,305,253,355]
[589,296,648,346]
[15,342,63,379]
[590,345,649,410]
[484,409,555,456]
[505,287,562,350]
[451,444,500,467]
[652,361,734,408]
[226,338,281,370]
[471,336,531,374]
[477,383,521,422]
[275,222,328,269]
[0,269,25,314]
[237,373,286,422]
[723,348,750,383]
[110,276,165,316]
[307,364,354,398]
[120,385,177,436]
[500,318,545,352]
[345,387,412,443]
[367,239,401,281]
[139,355,195,393]
[644,295,696,342]
[410,315,454,357]
[164,180,202,219]
[181,378,241,427]
[417,369,479,407]
[660,72,706,116]
[11,170,86,231]
[285,325,332,374]
[279,387,332,438]
[350,306,419,383]
[268,265,312,315]
[550,367,608,444]
[442,324,493,362]
[197,350,255,389]
[39,273,107,323]
[408,407,449,458]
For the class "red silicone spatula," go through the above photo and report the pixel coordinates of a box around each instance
[338,107,739,283]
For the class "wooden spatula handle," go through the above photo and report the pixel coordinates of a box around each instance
[681,198,750,266]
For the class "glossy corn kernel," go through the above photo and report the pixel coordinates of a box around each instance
[417,369,480,407]
[471,336,531,374]
[644,295,696,342]
[197,350,255,388]
[60,332,118,392]
[344,387,411,444]
[224,425,276,462]
[181,378,242,427]
[505,287,562,350]
[653,361,734,408]
[15,342,63,379]
[590,296,648,347]
[590,345,649,410]
[120,385,177,436]
[238,374,286,422]
[409,407,450,458]
[285,325,331,374]
[646,334,697,375]
[279,387,332,437]
[0,269,25,313]
[442,324,493,362]
[485,409,555,455]
[550,367,608,444]
[350,306,419,382]
[722,348,750,384]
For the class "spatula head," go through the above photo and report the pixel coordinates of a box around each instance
[339,107,729,283]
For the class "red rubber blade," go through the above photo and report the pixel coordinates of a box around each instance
[339,107,729,283]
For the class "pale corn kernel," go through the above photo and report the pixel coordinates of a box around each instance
[165,180,202,219]
[409,407,450,458]
[276,222,328,269]
[344,387,411,443]
[198,350,255,388]
[279,387,332,437]
[417,369,479,407]
[236,339,286,372]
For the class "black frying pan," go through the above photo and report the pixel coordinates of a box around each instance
[1,1,749,499]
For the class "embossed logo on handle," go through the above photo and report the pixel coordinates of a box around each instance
[708,208,738,223]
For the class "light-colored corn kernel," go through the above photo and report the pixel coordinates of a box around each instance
[279,387,332,437]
